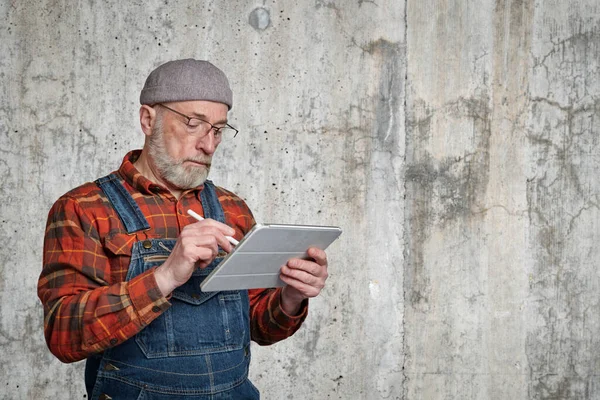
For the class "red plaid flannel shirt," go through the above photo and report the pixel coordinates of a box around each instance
[38,150,307,363]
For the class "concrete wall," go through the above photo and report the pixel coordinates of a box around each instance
[0,0,597,399]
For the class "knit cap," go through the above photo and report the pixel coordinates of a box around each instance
[140,59,233,109]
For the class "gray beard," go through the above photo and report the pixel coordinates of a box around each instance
[148,121,211,190]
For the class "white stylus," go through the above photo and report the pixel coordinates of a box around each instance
[187,209,240,246]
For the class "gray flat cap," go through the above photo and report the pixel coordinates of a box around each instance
[140,59,233,109]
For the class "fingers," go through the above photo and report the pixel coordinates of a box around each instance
[280,274,322,298]
[284,259,327,280]
[183,218,236,253]
[286,248,329,278]
[187,218,235,237]
[306,247,328,267]
[281,264,327,289]
[178,233,221,260]
[156,219,237,294]
[280,249,329,299]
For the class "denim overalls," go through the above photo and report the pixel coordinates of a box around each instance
[86,173,259,399]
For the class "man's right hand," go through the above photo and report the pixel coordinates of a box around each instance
[154,218,235,297]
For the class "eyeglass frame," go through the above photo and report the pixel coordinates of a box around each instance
[154,103,239,138]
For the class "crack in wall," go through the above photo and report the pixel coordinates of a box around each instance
[401,0,409,397]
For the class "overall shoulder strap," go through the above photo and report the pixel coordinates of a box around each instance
[95,173,150,233]
[200,180,225,224]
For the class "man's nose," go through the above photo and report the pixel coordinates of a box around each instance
[196,130,217,154]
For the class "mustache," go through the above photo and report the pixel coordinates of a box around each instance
[181,156,212,166]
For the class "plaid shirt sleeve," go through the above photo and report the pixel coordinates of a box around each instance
[38,192,170,363]
[217,187,309,345]
[248,288,308,345]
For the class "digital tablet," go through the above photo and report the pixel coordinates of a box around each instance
[200,223,342,292]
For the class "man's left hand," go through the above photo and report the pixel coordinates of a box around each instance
[279,247,329,315]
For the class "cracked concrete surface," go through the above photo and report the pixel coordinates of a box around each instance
[1,0,599,399]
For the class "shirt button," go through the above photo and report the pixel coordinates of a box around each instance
[152,306,161,313]
[109,338,118,345]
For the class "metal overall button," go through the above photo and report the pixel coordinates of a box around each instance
[142,240,152,249]
[103,363,119,371]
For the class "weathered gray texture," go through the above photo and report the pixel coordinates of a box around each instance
[0,0,598,399]
[404,0,600,399]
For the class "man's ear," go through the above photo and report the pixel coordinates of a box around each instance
[140,105,157,136]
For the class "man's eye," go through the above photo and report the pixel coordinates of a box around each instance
[187,120,203,128]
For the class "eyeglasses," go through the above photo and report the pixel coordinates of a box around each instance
[155,103,239,140]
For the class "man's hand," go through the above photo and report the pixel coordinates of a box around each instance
[279,247,329,315]
[154,219,235,297]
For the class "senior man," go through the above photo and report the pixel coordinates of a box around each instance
[38,59,329,399]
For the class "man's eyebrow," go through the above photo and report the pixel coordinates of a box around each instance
[191,112,228,125]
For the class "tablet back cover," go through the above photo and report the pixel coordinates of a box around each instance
[200,224,342,292]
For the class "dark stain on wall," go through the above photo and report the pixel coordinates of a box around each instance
[362,38,403,152]
[404,94,492,311]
